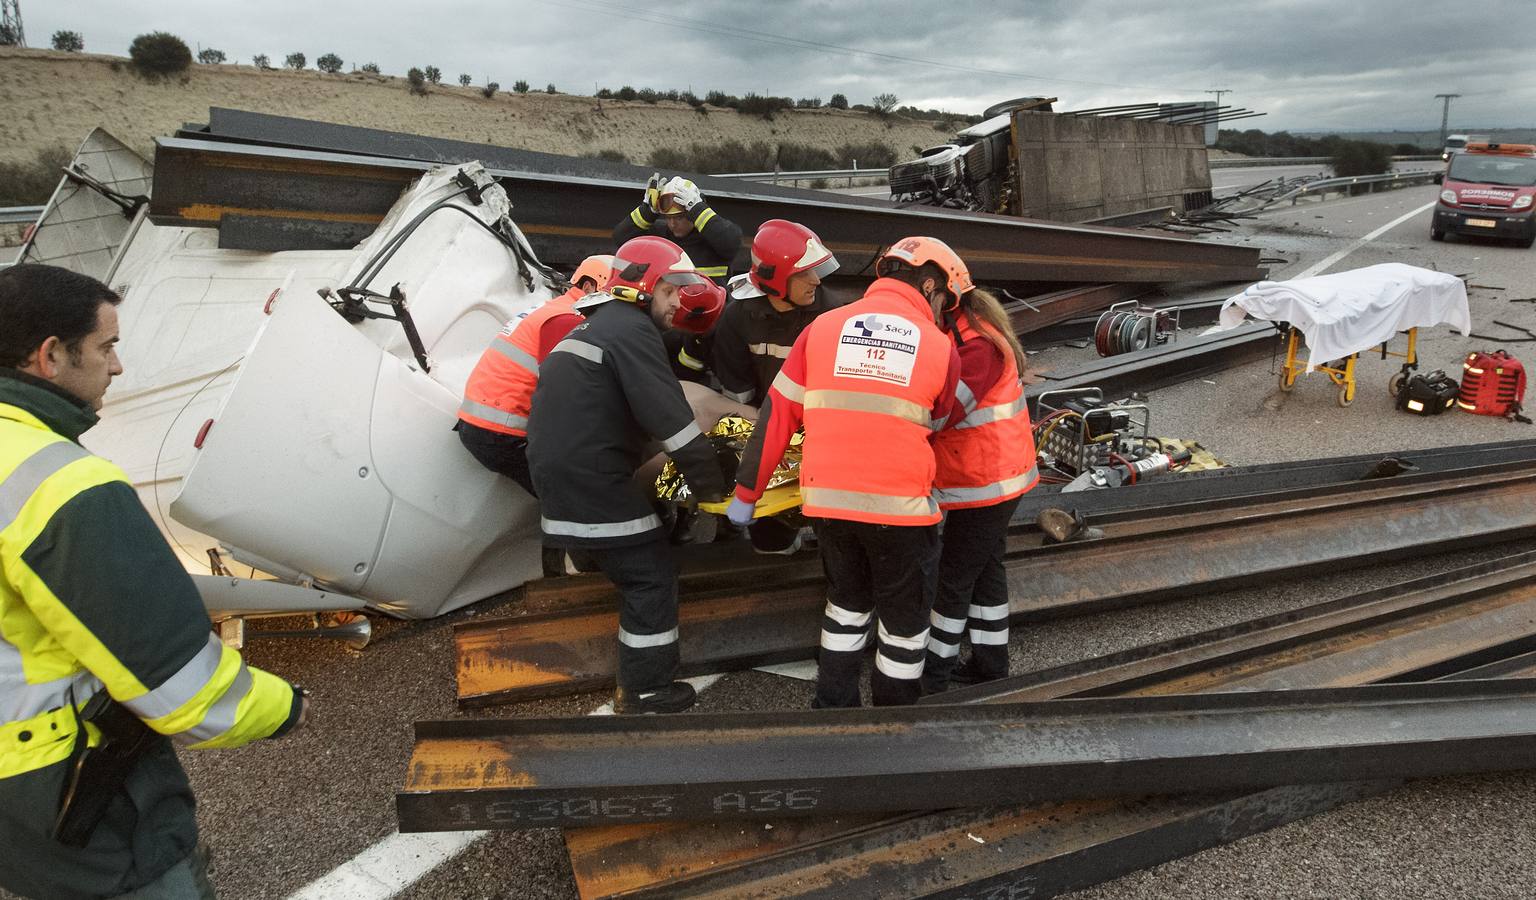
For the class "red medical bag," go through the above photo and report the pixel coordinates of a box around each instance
[1457,350,1526,418]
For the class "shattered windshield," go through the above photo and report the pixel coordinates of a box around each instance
[1448,154,1536,187]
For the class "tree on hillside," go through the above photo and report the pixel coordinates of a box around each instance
[317,53,343,73]
[459,73,471,86]
[197,48,226,64]
[829,93,848,109]
[872,93,899,116]
[424,65,442,84]
[52,31,85,52]
[0,23,18,46]
[406,67,428,95]
[361,62,380,74]
[482,81,499,99]
[514,80,530,93]
[253,54,271,69]
[546,83,557,94]
[284,52,305,70]
[129,32,193,77]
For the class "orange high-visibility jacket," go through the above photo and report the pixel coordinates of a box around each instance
[458,288,582,436]
[933,316,1038,510]
[736,278,960,526]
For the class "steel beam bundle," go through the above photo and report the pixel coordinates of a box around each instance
[555,551,1536,899]
[147,109,1266,285]
[399,679,1536,832]
[454,452,1536,706]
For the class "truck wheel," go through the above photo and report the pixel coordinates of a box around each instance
[1430,227,1445,242]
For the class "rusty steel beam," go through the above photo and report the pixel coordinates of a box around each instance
[397,679,1536,831]
[455,466,1536,706]
[148,127,1266,285]
[559,551,1536,899]
[1003,282,1151,334]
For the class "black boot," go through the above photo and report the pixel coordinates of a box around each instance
[614,681,697,714]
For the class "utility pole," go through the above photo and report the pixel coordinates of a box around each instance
[1204,89,1230,147]
[1435,93,1460,149]
[1,0,25,47]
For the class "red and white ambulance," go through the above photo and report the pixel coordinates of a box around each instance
[1432,142,1536,248]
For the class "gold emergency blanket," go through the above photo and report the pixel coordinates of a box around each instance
[656,416,804,517]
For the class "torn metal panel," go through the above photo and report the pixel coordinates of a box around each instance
[398,680,1536,831]
[18,128,152,281]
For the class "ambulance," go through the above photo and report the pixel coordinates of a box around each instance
[1432,142,1536,247]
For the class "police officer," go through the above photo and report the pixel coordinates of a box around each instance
[0,264,307,899]
[527,237,727,714]
[730,237,964,707]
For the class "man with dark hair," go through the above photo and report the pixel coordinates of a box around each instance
[0,264,308,899]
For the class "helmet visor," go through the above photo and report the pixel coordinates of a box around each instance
[805,254,840,282]
[659,270,710,288]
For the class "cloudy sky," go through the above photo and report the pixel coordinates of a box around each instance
[28,0,1536,133]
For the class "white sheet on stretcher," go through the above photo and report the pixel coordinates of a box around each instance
[1212,263,1471,371]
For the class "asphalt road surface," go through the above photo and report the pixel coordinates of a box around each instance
[4,181,1534,900]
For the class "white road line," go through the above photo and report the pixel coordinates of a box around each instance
[1293,201,1438,279]
[285,673,725,900]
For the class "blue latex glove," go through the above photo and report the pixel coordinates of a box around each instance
[726,496,756,527]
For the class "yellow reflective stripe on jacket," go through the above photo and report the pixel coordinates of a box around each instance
[2,439,151,703]
[0,707,100,779]
[694,208,717,230]
[804,389,931,428]
[802,486,939,519]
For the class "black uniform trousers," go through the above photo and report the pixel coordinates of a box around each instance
[456,421,536,497]
[811,518,939,707]
[595,534,682,693]
[922,496,1021,692]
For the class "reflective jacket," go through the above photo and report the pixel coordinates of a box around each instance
[933,316,1039,510]
[0,368,300,899]
[735,278,961,527]
[527,301,727,548]
[458,287,583,436]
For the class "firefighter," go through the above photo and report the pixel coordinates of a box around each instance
[729,237,964,707]
[714,219,842,408]
[614,174,743,380]
[921,285,1038,693]
[0,264,307,899]
[456,254,617,496]
[527,236,727,714]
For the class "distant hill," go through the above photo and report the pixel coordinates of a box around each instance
[0,47,953,174]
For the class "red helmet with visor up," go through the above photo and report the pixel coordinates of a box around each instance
[732,219,839,300]
[605,235,709,307]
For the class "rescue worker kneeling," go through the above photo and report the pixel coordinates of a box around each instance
[730,237,964,707]
[527,237,727,714]
[456,254,617,496]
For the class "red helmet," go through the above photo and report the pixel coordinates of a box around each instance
[876,236,974,309]
[605,236,709,306]
[733,219,839,300]
[672,279,725,334]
